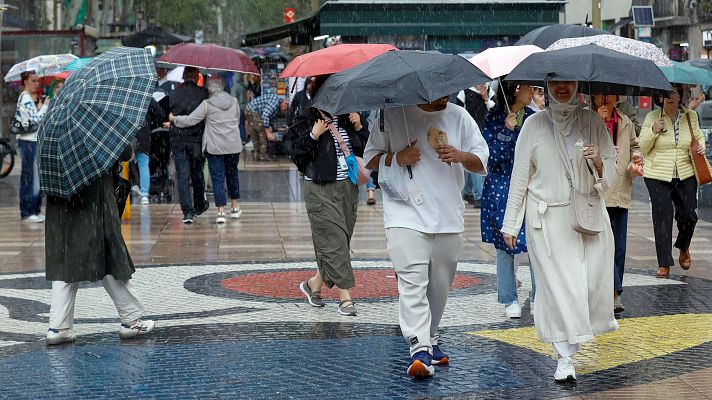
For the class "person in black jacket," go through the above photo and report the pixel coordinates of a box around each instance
[283,75,369,317]
[287,77,314,127]
[135,94,166,205]
[167,67,210,223]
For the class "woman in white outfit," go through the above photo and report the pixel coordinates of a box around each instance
[501,81,619,382]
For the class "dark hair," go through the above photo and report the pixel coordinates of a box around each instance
[591,94,619,111]
[182,66,200,83]
[20,71,36,84]
[495,80,518,111]
[654,84,684,108]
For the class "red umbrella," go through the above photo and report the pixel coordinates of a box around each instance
[280,43,397,78]
[158,43,260,75]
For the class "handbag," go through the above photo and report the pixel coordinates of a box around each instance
[685,112,712,185]
[319,111,370,186]
[10,118,38,135]
[114,176,132,216]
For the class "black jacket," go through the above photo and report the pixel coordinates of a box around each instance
[135,98,166,154]
[287,89,311,127]
[168,81,209,142]
[283,108,369,184]
[463,88,488,131]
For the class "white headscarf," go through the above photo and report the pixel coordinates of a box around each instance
[547,81,579,137]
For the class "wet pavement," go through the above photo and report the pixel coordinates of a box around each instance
[0,154,711,399]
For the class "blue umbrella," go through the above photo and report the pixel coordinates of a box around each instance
[63,57,93,72]
[659,61,712,85]
[38,47,156,198]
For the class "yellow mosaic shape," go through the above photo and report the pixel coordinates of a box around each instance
[468,314,712,374]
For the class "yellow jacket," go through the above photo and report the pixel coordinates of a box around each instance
[639,107,706,182]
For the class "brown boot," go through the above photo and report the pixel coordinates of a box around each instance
[656,266,670,279]
[679,249,691,270]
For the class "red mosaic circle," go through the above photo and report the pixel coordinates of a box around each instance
[221,269,481,299]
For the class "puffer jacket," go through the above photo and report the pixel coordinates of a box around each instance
[639,107,706,182]
[604,109,640,209]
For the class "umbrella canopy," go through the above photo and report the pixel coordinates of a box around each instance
[514,24,608,48]
[280,43,397,78]
[685,59,712,74]
[158,43,259,75]
[468,45,543,79]
[38,47,157,199]
[311,50,490,115]
[4,54,78,82]
[659,61,712,86]
[121,26,192,48]
[505,44,672,97]
[63,57,93,72]
[547,34,673,67]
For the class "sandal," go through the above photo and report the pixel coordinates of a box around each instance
[655,266,670,279]
[338,299,357,316]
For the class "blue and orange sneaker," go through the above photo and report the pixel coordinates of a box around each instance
[431,345,449,365]
[407,351,435,379]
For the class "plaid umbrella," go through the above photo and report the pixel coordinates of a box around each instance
[547,35,673,67]
[3,54,78,82]
[38,47,156,198]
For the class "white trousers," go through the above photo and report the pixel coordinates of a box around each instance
[49,275,145,330]
[553,341,581,358]
[386,228,462,356]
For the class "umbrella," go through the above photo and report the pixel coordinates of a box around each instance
[659,61,712,86]
[280,43,397,78]
[63,57,93,72]
[166,66,185,83]
[468,45,543,79]
[121,26,192,48]
[515,24,609,48]
[505,44,672,97]
[4,54,78,82]
[685,59,712,73]
[311,50,490,115]
[547,34,673,67]
[38,47,157,198]
[158,43,260,75]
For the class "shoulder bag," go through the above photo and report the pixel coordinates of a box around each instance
[10,95,38,135]
[685,112,712,185]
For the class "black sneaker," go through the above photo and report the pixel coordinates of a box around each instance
[195,202,209,217]
[182,213,194,224]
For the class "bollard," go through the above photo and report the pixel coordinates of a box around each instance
[121,161,131,220]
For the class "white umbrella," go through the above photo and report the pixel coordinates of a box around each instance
[4,54,79,82]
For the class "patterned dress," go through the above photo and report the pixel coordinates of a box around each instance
[480,105,534,254]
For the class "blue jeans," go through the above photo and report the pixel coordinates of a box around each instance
[496,249,536,305]
[463,171,483,200]
[206,153,240,207]
[135,151,150,197]
[607,207,628,294]
[18,140,41,219]
[366,176,376,190]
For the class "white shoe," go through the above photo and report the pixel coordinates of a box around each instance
[119,319,155,339]
[139,196,149,205]
[216,212,227,224]
[505,301,522,318]
[230,207,242,219]
[554,356,577,382]
[46,328,77,345]
[24,214,45,223]
[530,300,535,316]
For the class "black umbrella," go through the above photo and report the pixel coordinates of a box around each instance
[685,59,712,73]
[122,26,192,48]
[505,44,672,97]
[311,50,490,115]
[515,24,609,48]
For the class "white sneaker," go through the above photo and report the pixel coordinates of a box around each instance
[119,319,155,339]
[230,207,242,219]
[24,214,45,223]
[139,196,149,205]
[216,212,227,224]
[554,356,577,382]
[505,301,522,318]
[46,328,77,345]
[530,300,535,316]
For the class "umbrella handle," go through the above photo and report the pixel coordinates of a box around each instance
[401,107,414,179]
[498,77,511,114]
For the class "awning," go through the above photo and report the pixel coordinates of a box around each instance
[242,15,319,47]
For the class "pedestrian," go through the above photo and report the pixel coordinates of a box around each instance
[364,96,489,379]
[135,94,166,205]
[481,81,536,319]
[283,75,370,318]
[169,76,243,224]
[501,81,619,382]
[458,83,493,208]
[287,77,314,127]
[45,145,155,345]
[591,93,642,313]
[16,71,49,223]
[245,93,289,161]
[167,66,210,224]
[639,84,706,278]
[529,86,546,111]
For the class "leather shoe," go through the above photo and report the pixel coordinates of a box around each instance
[656,266,670,279]
[679,249,691,270]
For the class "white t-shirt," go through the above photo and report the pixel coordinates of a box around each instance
[364,104,489,233]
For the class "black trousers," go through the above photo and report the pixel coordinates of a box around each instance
[170,141,207,215]
[644,176,698,267]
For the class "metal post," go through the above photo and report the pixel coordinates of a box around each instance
[592,0,602,29]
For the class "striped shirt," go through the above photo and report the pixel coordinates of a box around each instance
[305,116,351,182]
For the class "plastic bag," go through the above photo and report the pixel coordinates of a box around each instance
[378,154,409,201]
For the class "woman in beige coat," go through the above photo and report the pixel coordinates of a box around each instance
[591,94,642,313]
[502,81,619,382]
[639,84,706,279]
